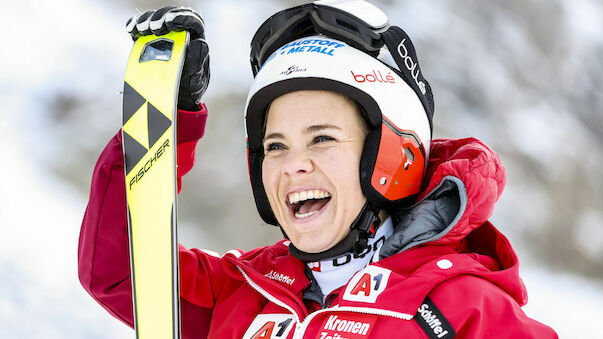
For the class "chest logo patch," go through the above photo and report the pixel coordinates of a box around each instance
[243,313,295,339]
[342,266,391,303]
[317,313,378,338]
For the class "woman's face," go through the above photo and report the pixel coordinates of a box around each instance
[262,90,368,253]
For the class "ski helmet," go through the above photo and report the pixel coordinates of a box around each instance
[245,0,434,258]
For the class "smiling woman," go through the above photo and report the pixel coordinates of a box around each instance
[262,90,368,254]
[78,1,558,338]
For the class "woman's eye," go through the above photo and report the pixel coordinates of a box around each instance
[313,135,335,144]
[264,142,285,153]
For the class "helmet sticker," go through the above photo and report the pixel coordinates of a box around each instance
[280,65,307,76]
[264,38,346,67]
[351,69,396,84]
[278,38,346,51]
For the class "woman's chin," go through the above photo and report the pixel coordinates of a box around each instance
[295,243,327,254]
[290,234,341,254]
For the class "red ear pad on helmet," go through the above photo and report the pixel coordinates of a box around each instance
[372,122,424,199]
[360,122,425,208]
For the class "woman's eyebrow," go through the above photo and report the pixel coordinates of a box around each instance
[305,124,341,134]
[264,124,341,141]
[263,132,284,142]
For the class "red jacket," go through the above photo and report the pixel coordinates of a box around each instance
[78,106,557,338]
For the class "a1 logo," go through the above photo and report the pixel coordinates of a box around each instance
[342,266,391,303]
[243,314,295,339]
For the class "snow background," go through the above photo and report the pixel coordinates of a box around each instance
[1,0,602,337]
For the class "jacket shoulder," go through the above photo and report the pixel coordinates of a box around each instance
[427,275,558,338]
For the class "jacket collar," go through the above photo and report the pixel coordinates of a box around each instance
[378,137,507,258]
[419,137,507,245]
[338,221,527,316]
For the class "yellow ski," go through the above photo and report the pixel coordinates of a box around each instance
[122,31,189,339]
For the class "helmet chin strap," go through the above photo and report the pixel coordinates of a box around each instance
[288,202,382,262]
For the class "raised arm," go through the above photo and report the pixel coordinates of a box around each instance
[77,105,210,325]
[79,7,218,338]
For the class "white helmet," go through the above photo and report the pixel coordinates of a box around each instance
[245,0,434,259]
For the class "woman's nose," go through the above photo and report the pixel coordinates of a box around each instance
[282,148,313,176]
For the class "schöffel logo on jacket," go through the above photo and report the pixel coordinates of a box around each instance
[265,270,295,285]
[415,297,456,339]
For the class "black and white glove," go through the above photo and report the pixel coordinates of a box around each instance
[126,6,210,111]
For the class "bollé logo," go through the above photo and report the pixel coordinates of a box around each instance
[397,38,427,95]
[351,69,396,84]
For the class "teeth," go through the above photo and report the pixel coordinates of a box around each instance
[300,191,307,201]
[295,210,318,219]
[288,190,331,204]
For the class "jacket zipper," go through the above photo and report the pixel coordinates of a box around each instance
[324,293,336,308]
[237,265,414,338]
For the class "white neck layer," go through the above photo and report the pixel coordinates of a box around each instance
[306,217,394,301]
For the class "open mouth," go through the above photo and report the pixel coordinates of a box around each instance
[287,189,332,219]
